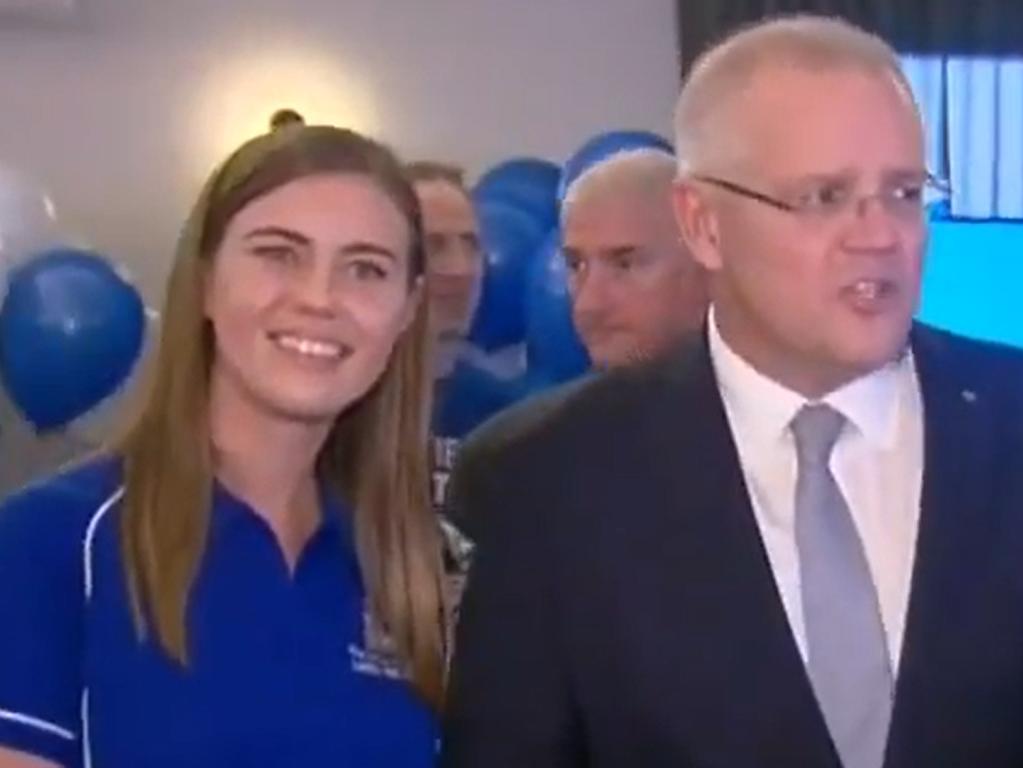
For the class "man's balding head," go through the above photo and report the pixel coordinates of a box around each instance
[561,149,708,368]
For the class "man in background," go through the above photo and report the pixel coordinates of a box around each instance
[407,161,503,511]
[406,162,484,380]
[444,149,709,540]
[561,148,708,368]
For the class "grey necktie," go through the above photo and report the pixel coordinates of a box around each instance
[792,404,893,768]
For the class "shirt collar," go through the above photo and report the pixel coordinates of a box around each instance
[707,305,910,449]
[826,353,909,449]
[211,476,351,539]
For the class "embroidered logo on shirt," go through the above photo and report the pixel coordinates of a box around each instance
[347,522,476,681]
[348,606,407,681]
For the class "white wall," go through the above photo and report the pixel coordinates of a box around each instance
[0,0,681,492]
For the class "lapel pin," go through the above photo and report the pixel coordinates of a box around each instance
[961,389,977,404]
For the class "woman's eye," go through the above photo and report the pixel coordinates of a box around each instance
[251,245,299,264]
[349,260,389,281]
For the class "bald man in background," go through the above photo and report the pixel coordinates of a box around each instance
[561,148,708,368]
[444,149,708,540]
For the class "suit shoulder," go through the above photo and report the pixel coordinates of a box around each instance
[915,324,1023,381]
[457,375,589,461]
[460,343,696,463]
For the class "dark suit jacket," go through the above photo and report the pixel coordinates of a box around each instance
[441,324,1023,768]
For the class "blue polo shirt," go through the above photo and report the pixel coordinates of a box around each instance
[0,458,438,767]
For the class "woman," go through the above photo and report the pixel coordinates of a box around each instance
[0,125,447,767]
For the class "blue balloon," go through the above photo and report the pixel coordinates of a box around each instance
[559,129,674,201]
[0,247,145,431]
[469,200,546,350]
[524,229,590,383]
[473,157,561,231]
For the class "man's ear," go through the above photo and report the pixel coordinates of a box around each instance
[673,179,724,272]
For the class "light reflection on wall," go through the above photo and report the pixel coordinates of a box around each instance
[187,41,379,177]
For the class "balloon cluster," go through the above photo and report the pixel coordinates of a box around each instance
[0,168,149,436]
[442,129,674,431]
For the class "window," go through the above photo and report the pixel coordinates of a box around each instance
[902,55,1023,220]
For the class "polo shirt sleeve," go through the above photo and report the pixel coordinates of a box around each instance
[0,479,88,767]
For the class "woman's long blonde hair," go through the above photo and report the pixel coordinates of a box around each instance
[113,126,445,707]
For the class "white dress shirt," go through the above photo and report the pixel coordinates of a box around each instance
[707,309,924,672]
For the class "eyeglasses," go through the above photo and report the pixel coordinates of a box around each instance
[692,172,951,221]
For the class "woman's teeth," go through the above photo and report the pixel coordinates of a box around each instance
[271,333,348,359]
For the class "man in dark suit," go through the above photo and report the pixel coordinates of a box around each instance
[441,14,1023,768]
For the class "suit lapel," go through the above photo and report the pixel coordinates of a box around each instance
[885,325,995,766]
[622,335,839,765]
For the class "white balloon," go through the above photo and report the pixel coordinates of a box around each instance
[0,249,8,308]
[0,166,59,266]
[459,340,528,380]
